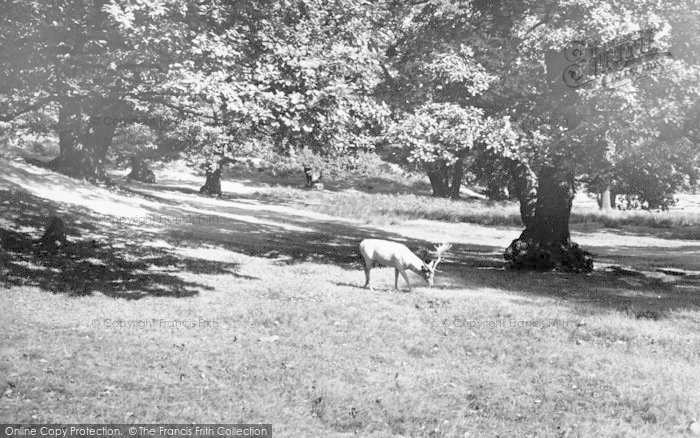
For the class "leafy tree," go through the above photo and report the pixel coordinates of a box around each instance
[170,0,391,193]
[505,0,700,270]
[109,123,157,166]
[378,0,501,197]
[381,0,699,271]
[386,103,518,199]
[574,37,700,212]
[0,0,221,182]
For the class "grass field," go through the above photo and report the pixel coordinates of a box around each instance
[1,159,699,437]
[224,165,700,234]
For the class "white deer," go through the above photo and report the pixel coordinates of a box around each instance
[359,239,451,291]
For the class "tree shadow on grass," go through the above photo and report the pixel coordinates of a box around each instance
[329,240,700,317]
[435,241,700,316]
[119,175,700,315]
[3,159,698,313]
[0,188,251,299]
[146,193,700,315]
[158,202,411,267]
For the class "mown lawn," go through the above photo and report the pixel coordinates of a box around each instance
[1,159,699,437]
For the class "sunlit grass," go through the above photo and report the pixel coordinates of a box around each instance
[249,184,700,234]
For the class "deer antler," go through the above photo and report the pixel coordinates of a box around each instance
[430,243,452,271]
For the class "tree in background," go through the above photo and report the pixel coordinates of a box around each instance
[0,0,208,182]
[240,0,390,166]
[574,23,700,212]
[386,103,518,199]
[170,0,391,193]
[492,0,699,271]
[378,0,499,197]
[381,0,699,271]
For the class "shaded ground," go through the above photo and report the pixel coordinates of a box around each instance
[0,188,224,299]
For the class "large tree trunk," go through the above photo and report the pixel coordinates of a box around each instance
[448,158,464,199]
[505,164,593,272]
[596,188,617,210]
[507,159,538,227]
[52,100,117,183]
[427,165,450,198]
[610,189,616,209]
[199,167,222,196]
[600,186,612,210]
[428,161,464,198]
[596,186,617,210]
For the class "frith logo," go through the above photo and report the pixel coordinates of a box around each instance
[562,27,673,90]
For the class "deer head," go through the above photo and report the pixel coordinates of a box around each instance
[422,243,452,286]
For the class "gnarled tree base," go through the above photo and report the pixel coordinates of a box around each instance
[505,236,593,273]
[504,163,593,273]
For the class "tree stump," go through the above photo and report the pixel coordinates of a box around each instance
[35,216,68,256]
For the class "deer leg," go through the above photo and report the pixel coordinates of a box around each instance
[400,270,411,292]
[394,268,400,290]
[363,263,372,290]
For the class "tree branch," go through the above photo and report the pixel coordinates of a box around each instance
[0,97,52,122]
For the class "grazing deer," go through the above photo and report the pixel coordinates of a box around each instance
[359,239,451,291]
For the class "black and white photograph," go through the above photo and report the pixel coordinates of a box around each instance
[1,0,699,436]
